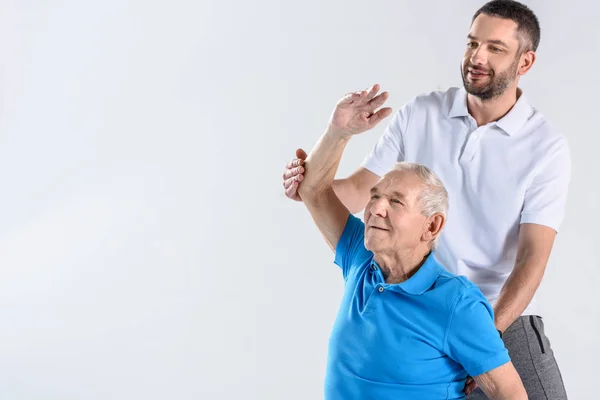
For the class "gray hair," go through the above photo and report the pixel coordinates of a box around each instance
[390,162,449,249]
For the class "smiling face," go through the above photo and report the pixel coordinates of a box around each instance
[461,14,528,100]
[363,170,432,255]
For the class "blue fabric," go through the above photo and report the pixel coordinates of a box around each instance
[325,214,510,399]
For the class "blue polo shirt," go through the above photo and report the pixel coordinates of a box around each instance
[324,215,510,399]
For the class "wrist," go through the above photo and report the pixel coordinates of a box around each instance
[325,125,352,141]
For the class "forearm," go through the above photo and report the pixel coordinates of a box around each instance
[488,386,528,400]
[487,382,528,400]
[493,257,545,332]
[298,129,350,200]
[475,362,528,400]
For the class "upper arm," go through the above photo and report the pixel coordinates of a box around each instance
[515,223,557,272]
[444,286,510,376]
[302,186,350,252]
[333,167,380,214]
[520,139,571,232]
[473,361,527,400]
[360,103,409,177]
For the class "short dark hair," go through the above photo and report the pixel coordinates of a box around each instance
[472,0,541,52]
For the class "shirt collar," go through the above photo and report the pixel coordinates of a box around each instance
[399,251,443,295]
[495,89,534,136]
[372,251,443,295]
[447,87,534,136]
[447,87,470,118]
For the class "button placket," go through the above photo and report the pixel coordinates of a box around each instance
[460,126,486,162]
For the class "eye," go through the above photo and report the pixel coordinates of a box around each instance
[390,198,402,205]
[490,46,501,52]
[467,42,478,48]
[371,194,380,200]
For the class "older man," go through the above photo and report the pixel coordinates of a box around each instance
[297,89,527,399]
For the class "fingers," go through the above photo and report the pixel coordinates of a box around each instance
[283,148,307,199]
[295,148,308,160]
[464,377,478,395]
[368,91,389,109]
[339,84,380,106]
[282,165,305,182]
[338,91,363,106]
[367,107,393,127]
[285,158,304,169]
[365,83,381,101]
[285,179,301,200]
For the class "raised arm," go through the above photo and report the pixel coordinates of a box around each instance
[297,132,352,250]
[296,84,392,250]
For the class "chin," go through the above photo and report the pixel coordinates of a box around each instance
[364,237,383,252]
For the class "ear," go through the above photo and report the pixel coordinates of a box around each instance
[422,213,446,244]
[518,50,536,76]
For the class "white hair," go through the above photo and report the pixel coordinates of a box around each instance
[390,162,449,249]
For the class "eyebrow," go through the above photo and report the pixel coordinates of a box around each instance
[370,187,406,199]
[467,34,509,48]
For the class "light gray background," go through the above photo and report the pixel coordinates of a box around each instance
[0,0,596,399]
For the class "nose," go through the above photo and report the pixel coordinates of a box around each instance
[469,46,487,67]
[369,197,388,218]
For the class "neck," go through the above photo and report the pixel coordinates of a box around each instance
[467,86,520,126]
[374,247,430,284]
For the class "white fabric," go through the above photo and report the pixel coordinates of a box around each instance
[361,87,571,316]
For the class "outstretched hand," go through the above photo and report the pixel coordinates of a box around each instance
[327,83,392,138]
[282,84,392,201]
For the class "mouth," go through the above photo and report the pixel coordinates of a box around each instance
[369,225,389,231]
[467,68,491,79]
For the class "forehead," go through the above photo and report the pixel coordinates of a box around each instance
[470,14,520,46]
[372,170,422,196]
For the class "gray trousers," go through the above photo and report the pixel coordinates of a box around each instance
[467,315,568,400]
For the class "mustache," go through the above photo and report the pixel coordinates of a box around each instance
[465,64,493,74]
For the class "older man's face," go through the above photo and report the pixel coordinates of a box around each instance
[363,170,429,254]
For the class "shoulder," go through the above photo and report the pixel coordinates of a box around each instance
[392,87,460,124]
[526,108,570,152]
[403,87,459,109]
[522,111,571,175]
[432,269,488,311]
[336,214,368,256]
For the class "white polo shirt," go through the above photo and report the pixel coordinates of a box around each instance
[362,87,571,316]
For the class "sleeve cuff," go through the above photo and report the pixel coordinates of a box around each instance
[468,351,511,377]
[360,159,387,177]
[520,213,563,232]
[334,214,355,268]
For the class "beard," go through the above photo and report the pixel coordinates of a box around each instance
[461,56,519,100]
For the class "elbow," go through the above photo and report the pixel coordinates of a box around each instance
[498,383,528,400]
[517,387,528,400]
[298,182,329,202]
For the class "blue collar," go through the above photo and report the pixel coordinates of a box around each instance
[372,251,443,295]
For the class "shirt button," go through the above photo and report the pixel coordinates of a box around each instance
[378,286,384,293]
[372,265,377,270]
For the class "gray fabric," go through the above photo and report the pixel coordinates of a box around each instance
[467,315,567,399]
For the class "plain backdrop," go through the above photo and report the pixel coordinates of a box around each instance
[0,0,597,399]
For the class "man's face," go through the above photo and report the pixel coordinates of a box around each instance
[461,14,523,100]
[363,170,429,254]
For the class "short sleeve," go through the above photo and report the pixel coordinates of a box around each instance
[444,285,510,377]
[334,214,371,280]
[360,101,410,177]
[520,139,571,232]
